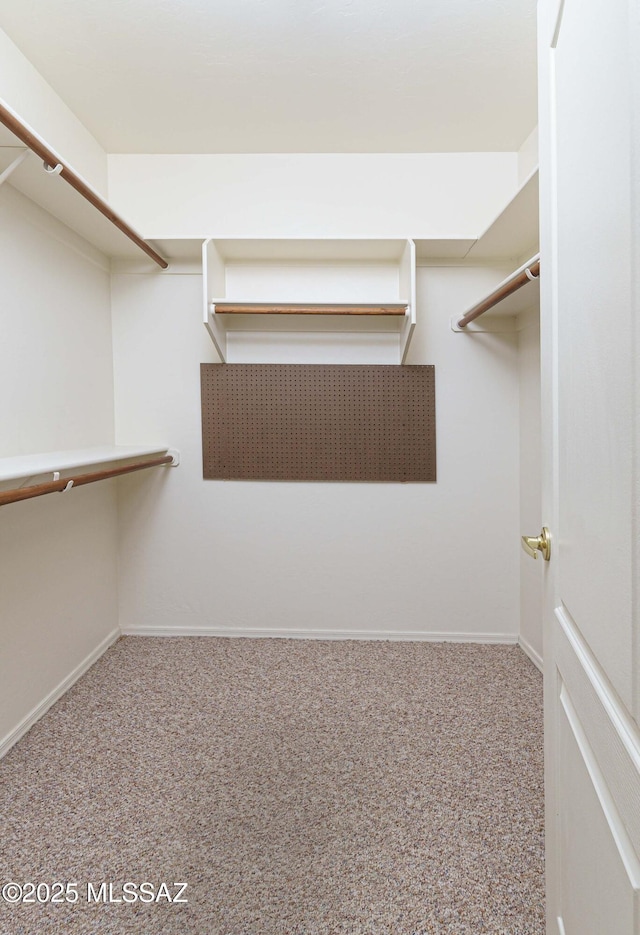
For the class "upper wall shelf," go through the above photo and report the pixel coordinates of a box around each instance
[0,99,167,267]
[0,445,174,484]
[111,169,539,268]
[202,238,416,364]
[465,169,539,261]
[0,445,180,508]
[150,170,538,267]
[414,169,539,262]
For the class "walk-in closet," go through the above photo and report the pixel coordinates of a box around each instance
[1,1,638,933]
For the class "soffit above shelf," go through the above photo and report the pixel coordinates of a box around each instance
[109,237,414,265]
[0,112,539,268]
[152,170,539,265]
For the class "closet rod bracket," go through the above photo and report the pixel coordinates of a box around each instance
[43,161,63,176]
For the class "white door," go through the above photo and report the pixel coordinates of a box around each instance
[538,0,640,932]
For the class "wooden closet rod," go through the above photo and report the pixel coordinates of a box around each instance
[0,100,169,270]
[214,303,408,315]
[0,455,174,507]
[457,257,540,328]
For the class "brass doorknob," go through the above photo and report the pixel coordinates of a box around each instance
[521,526,551,561]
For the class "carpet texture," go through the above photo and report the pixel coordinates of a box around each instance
[0,638,544,934]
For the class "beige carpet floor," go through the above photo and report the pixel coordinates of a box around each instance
[0,638,544,935]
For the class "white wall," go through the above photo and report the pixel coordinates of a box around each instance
[112,262,520,639]
[0,185,119,753]
[517,308,543,665]
[107,153,518,239]
[106,150,524,643]
[0,189,115,456]
[0,27,108,195]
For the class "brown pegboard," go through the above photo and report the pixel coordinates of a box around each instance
[201,364,436,482]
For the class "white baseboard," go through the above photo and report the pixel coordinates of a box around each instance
[122,624,519,644]
[518,635,543,671]
[0,627,120,760]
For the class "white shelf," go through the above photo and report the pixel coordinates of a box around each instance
[203,238,416,364]
[0,138,164,263]
[414,169,539,262]
[464,169,539,261]
[0,445,171,484]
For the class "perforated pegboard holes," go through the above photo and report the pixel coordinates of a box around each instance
[201,364,436,482]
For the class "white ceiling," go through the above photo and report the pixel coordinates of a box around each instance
[0,0,537,154]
